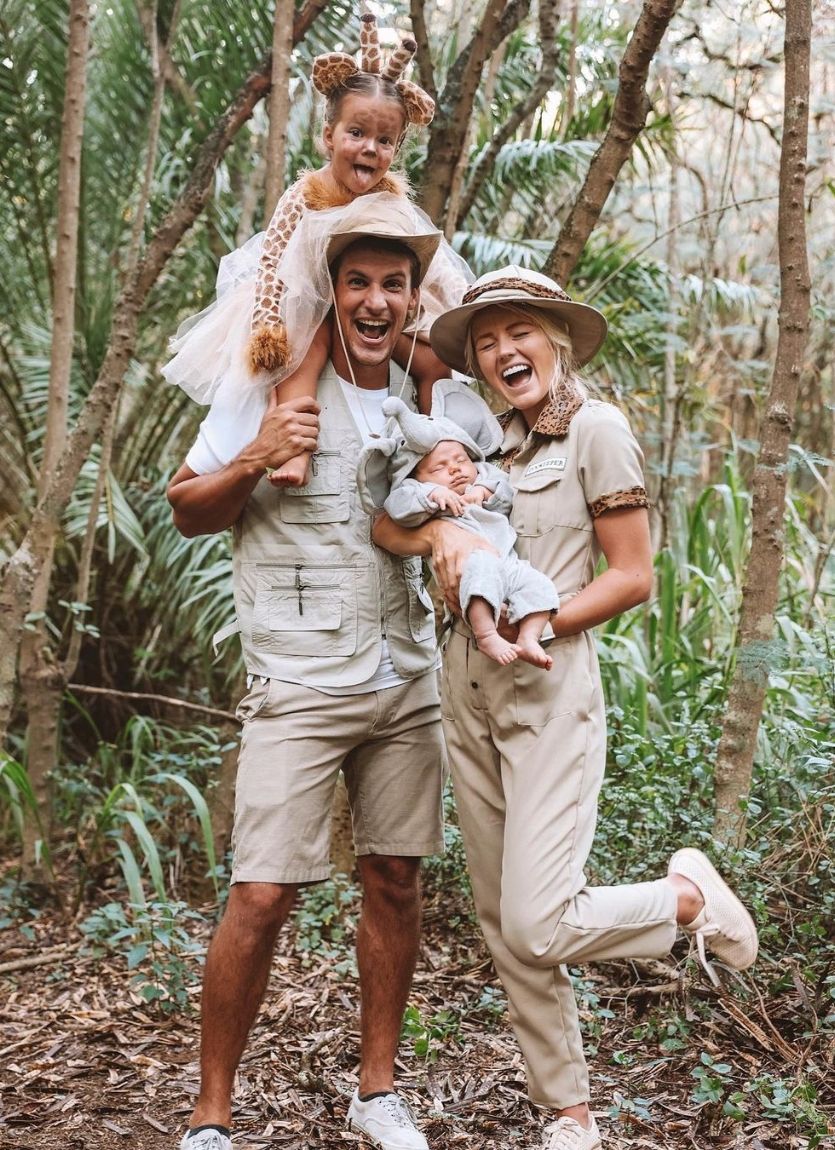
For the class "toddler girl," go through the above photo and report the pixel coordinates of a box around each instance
[164,13,471,486]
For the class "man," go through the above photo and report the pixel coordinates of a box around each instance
[167,199,446,1150]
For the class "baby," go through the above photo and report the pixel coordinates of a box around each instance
[370,388,559,669]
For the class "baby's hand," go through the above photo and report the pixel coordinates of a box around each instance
[463,484,491,506]
[430,487,466,516]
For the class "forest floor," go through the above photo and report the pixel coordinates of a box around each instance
[1,870,832,1150]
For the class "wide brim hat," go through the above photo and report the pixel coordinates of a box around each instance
[430,265,608,373]
[325,194,442,285]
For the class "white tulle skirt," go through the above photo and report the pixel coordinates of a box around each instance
[161,193,473,407]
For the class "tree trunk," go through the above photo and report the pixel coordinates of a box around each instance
[713,0,812,846]
[560,0,579,138]
[455,0,560,228]
[418,0,531,229]
[17,0,91,878]
[0,2,328,752]
[263,0,295,220]
[543,0,680,285]
[653,66,680,552]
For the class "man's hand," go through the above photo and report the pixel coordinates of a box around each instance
[244,392,320,473]
[428,519,498,615]
[429,486,466,516]
[168,393,320,538]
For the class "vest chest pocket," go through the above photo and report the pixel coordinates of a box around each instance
[279,451,349,524]
[252,562,358,656]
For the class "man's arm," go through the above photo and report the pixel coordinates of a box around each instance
[372,513,496,614]
[167,394,319,537]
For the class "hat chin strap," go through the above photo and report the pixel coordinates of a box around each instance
[327,272,418,438]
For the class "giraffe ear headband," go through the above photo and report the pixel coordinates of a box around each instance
[312,12,435,128]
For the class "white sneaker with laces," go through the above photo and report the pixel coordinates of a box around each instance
[669,847,758,984]
[179,1128,232,1150]
[347,1089,428,1150]
[541,1114,602,1149]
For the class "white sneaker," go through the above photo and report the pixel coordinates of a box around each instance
[669,847,758,983]
[346,1090,428,1150]
[179,1128,232,1150]
[542,1114,602,1149]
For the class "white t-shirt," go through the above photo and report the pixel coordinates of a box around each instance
[188,377,417,694]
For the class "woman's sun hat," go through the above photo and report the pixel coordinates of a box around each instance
[429,264,608,374]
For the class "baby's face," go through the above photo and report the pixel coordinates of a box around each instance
[414,440,478,493]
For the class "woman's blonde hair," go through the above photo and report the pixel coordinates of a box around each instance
[464,304,588,404]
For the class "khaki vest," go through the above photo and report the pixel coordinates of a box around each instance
[230,365,437,688]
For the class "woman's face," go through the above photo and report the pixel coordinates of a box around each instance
[470,306,556,424]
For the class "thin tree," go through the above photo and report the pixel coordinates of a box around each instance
[15,0,91,874]
[713,0,813,845]
[455,0,561,228]
[263,0,295,220]
[543,0,681,285]
[415,0,532,229]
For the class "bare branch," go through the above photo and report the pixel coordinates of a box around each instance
[67,683,238,722]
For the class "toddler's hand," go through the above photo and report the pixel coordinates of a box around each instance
[463,484,491,506]
[430,487,465,516]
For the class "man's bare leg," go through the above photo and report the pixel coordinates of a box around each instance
[355,855,422,1094]
[188,882,298,1129]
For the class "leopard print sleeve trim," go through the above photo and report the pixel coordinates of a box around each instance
[589,486,650,518]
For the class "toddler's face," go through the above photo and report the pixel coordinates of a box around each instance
[414,440,478,493]
[324,93,404,196]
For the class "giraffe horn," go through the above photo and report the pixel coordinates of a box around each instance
[360,12,380,74]
[382,38,417,83]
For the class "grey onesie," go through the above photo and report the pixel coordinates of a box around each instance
[384,461,559,624]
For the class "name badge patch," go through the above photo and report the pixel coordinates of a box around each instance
[523,457,567,478]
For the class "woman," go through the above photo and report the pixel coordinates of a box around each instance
[373,266,758,1150]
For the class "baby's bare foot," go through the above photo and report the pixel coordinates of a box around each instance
[514,641,553,670]
[474,630,519,665]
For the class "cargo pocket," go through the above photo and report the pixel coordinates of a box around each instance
[403,557,435,643]
[252,561,358,656]
[278,451,349,524]
[513,467,566,537]
[234,678,274,723]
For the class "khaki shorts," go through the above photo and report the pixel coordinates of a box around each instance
[231,672,445,884]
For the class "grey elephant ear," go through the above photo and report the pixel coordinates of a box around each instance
[356,436,400,514]
[429,378,504,456]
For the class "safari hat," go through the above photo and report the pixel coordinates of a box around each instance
[430,264,608,373]
[325,194,442,285]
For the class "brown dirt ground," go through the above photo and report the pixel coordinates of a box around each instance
[0,880,832,1150]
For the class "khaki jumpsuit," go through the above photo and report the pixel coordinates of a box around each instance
[440,390,679,1108]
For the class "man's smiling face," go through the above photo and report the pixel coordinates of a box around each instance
[331,242,418,384]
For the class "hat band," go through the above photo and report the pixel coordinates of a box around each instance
[462,276,573,306]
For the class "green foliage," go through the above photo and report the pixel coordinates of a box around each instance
[79,898,206,1013]
[54,717,226,907]
[0,753,44,853]
[401,1004,461,1062]
[292,876,359,975]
